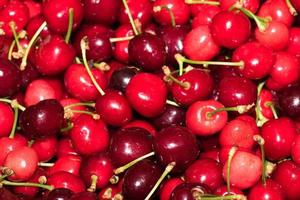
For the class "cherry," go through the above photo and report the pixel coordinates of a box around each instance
[70,191,98,200]
[44,188,73,200]
[23,0,42,19]
[214,185,244,197]
[57,137,79,158]
[192,5,221,27]
[160,177,184,200]
[261,117,297,161]
[20,62,40,90]
[279,84,300,118]
[0,36,11,59]
[272,160,300,199]
[169,69,214,106]
[60,98,87,122]
[220,0,260,13]
[222,149,262,189]
[24,78,63,106]
[287,28,300,57]
[35,35,75,75]
[232,41,275,79]
[26,15,51,39]
[123,119,157,137]
[248,179,285,200]
[152,0,190,26]
[185,158,224,191]
[154,125,199,172]
[292,134,300,164]
[219,118,256,149]
[199,149,220,163]
[42,0,83,34]
[73,24,113,62]
[157,25,189,65]
[122,160,162,200]
[125,73,167,117]
[128,33,166,71]
[48,155,82,176]
[32,136,58,162]
[19,99,64,139]
[186,100,228,136]
[108,66,139,93]
[152,104,186,130]
[3,146,38,181]
[110,127,153,167]
[183,25,220,61]
[0,0,29,38]
[82,0,120,25]
[70,115,109,156]
[218,76,257,107]
[210,11,251,49]
[170,183,211,200]
[0,59,21,97]
[64,64,108,101]
[48,171,85,193]
[95,90,132,127]
[0,102,14,137]
[0,187,19,200]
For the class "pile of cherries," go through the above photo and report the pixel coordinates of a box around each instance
[1,0,300,199]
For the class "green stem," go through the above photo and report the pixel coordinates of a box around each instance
[166,99,180,107]
[285,0,297,16]
[60,122,74,132]
[81,37,105,96]
[122,0,140,35]
[65,8,74,44]
[68,109,100,120]
[1,180,53,191]
[144,162,176,200]
[8,40,16,60]
[238,7,269,32]
[163,66,190,89]
[63,102,95,110]
[9,21,21,51]
[153,5,176,27]
[184,0,220,6]
[0,98,26,111]
[195,194,246,200]
[9,104,19,139]
[206,104,254,118]
[109,36,134,43]
[255,82,269,127]
[20,21,47,70]
[38,162,54,167]
[87,175,98,192]
[253,135,266,186]
[226,147,238,194]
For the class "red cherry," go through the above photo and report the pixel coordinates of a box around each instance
[123,119,157,137]
[186,100,228,136]
[98,185,121,200]
[32,136,57,162]
[248,179,285,200]
[23,0,42,19]
[70,115,109,156]
[113,24,134,63]
[287,27,300,57]
[48,155,82,176]
[220,0,260,13]
[42,0,83,34]
[4,146,38,181]
[210,11,251,49]
[60,98,86,122]
[26,15,51,39]
[126,73,167,118]
[183,25,220,61]
[48,171,86,193]
[160,178,184,200]
[0,102,14,137]
[57,137,79,158]
[191,5,221,27]
[292,134,300,164]
[257,89,275,120]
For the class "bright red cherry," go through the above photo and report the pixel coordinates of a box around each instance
[0,102,14,137]
[248,179,285,200]
[125,73,167,118]
[160,178,184,200]
[220,0,260,13]
[292,134,300,165]
[191,5,221,27]
[32,136,58,162]
[48,155,82,176]
[287,28,300,57]
[113,24,134,63]
[123,119,157,137]
[57,137,79,158]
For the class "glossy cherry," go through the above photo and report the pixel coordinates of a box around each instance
[192,5,221,27]
[32,136,58,162]
[287,28,300,57]
[48,155,82,176]
[0,59,21,97]
[220,0,260,13]
[248,179,285,200]
[0,102,14,137]
[123,119,157,137]
[57,137,79,158]
[154,125,199,172]
[160,178,184,200]
[279,84,300,118]
[170,183,211,200]
[44,188,73,200]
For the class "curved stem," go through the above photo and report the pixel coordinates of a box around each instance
[0,98,26,111]
[238,7,269,32]
[65,8,74,44]
[153,5,176,27]
[253,135,266,186]
[9,102,19,139]
[195,194,246,200]
[206,104,254,118]
[185,0,220,6]
[20,21,47,70]
[122,0,140,35]
[8,40,16,60]
[1,180,53,191]
[285,0,297,16]
[9,21,21,51]
[109,36,134,43]
[114,152,155,174]
[63,102,95,110]
[265,102,278,119]
[65,109,100,120]
[255,82,269,127]
[87,175,98,192]
[163,66,190,89]
[81,37,105,96]
[60,122,74,132]
[226,147,238,194]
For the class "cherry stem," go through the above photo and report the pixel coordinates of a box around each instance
[20,21,47,70]
[38,162,54,167]
[226,146,238,194]
[81,37,106,96]
[109,175,119,184]
[122,0,140,35]
[87,175,98,192]
[166,99,180,107]
[264,102,278,119]
[255,82,269,127]
[285,0,298,16]
[0,174,10,181]
[113,152,155,175]
[1,180,53,191]
[0,98,25,111]
[109,36,134,43]
[8,40,16,60]
[64,108,100,120]
[9,21,21,51]
[206,104,254,119]
[194,194,246,200]
[65,8,74,44]
[144,162,176,200]
[163,66,190,90]
[64,102,95,110]
[153,5,176,27]
[253,135,266,186]
[93,62,110,71]
[60,122,74,132]
[9,100,19,139]
[184,0,220,6]
[175,54,244,76]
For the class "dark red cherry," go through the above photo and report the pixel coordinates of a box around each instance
[279,84,300,118]
[44,188,73,200]
[0,36,11,59]
[0,187,19,200]
[248,179,285,200]
[210,11,251,49]
[95,90,132,127]
[170,183,211,200]
[0,59,21,97]
[108,66,139,93]
[82,0,120,25]
[218,76,257,107]
[20,62,40,90]
[35,35,75,75]
[160,178,184,200]
[154,125,199,172]
[42,0,83,34]
[125,73,167,117]
[19,99,64,139]
[80,153,113,190]
[152,104,186,130]
[70,115,109,156]
[185,158,223,191]
[122,160,162,200]
[110,127,153,167]
[70,192,97,200]
[261,117,297,161]
[128,33,166,71]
